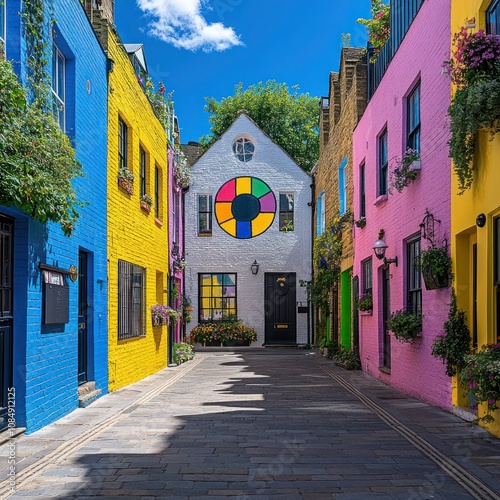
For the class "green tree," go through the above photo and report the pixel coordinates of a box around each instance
[0,59,83,236]
[200,80,320,171]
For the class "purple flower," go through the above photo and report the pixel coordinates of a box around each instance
[488,399,496,405]
[489,375,495,380]
[470,404,478,410]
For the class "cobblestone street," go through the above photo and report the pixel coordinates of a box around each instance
[1,349,500,499]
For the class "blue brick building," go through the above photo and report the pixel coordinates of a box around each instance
[0,0,108,433]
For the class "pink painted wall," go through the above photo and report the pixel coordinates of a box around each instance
[352,0,452,409]
[168,146,185,343]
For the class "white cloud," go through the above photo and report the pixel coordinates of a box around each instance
[136,0,243,52]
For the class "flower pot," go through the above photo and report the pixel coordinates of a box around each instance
[152,316,166,327]
[409,160,421,171]
[140,201,151,213]
[223,340,250,347]
[204,340,222,347]
[118,176,134,195]
[359,309,373,316]
[422,267,449,290]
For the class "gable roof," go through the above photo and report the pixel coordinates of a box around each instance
[193,111,311,176]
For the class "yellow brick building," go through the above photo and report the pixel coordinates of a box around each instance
[451,0,500,436]
[106,27,169,391]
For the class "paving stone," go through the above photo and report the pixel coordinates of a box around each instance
[1,350,499,498]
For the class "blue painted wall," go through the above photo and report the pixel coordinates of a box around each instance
[3,0,108,433]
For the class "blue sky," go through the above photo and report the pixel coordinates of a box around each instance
[114,0,372,144]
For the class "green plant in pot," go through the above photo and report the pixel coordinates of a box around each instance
[387,309,423,343]
[419,245,452,290]
[431,289,471,377]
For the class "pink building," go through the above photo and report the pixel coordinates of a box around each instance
[352,0,452,409]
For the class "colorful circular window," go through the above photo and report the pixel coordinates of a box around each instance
[215,177,276,239]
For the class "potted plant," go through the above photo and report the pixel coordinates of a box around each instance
[354,217,366,229]
[118,167,134,195]
[357,294,373,314]
[387,309,423,343]
[172,342,195,365]
[419,245,451,290]
[445,28,500,193]
[389,148,421,193]
[431,289,471,377]
[173,149,191,188]
[356,0,390,63]
[150,304,181,327]
[140,193,153,212]
[459,344,500,424]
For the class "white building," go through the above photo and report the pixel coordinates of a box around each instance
[185,113,312,345]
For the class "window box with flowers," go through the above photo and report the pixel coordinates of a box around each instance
[355,217,366,229]
[389,148,420,193]
[150,304,181,327]
[387,309,423,343]
[459,344,500,425]
[118,167,134,195]
[445,28,500,193]
[357,294,373,315]
[140,193,153,213]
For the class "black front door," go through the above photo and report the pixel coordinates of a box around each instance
[265,273,296,344]
[382,266,391,369]
[78,251,88,385]
[0,215,14,432]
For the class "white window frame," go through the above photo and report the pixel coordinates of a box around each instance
[339,156,347,215]
[0,0,6,49]
[52,43,66,131]
[317,191,326,236]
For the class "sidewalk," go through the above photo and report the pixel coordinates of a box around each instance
[0,348,499,499]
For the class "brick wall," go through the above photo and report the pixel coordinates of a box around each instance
[352,0,452,409]
[4,0,109,433]
[106,27,169,391]
[185,114,312,345]
[314,48,367,345]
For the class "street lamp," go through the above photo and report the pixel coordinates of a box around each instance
[373,229,398,267]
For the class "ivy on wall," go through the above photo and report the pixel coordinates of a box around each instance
[0,0,83,235]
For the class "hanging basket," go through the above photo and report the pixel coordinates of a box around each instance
[422,267,449,290]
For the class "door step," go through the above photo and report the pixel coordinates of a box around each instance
[78,381,102,408]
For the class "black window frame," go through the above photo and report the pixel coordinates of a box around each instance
[407,236,422,314]
[198,273,237,322]
[378,129,388,196]
[139,146,146,198]
[360,162,366,218]
[487,0,500,34]
[118,116,128,171]
[362,258,372,297]
[118,260,146,340]
[154,166,160,218]
[407,82,421,153]
[279,192,294,231]
[198,194,213,236]
[494,216,500,342]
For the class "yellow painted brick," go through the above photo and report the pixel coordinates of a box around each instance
[107,29,169,392]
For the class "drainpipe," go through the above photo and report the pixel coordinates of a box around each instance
[168,275,174,366]
[309,173,316,345]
